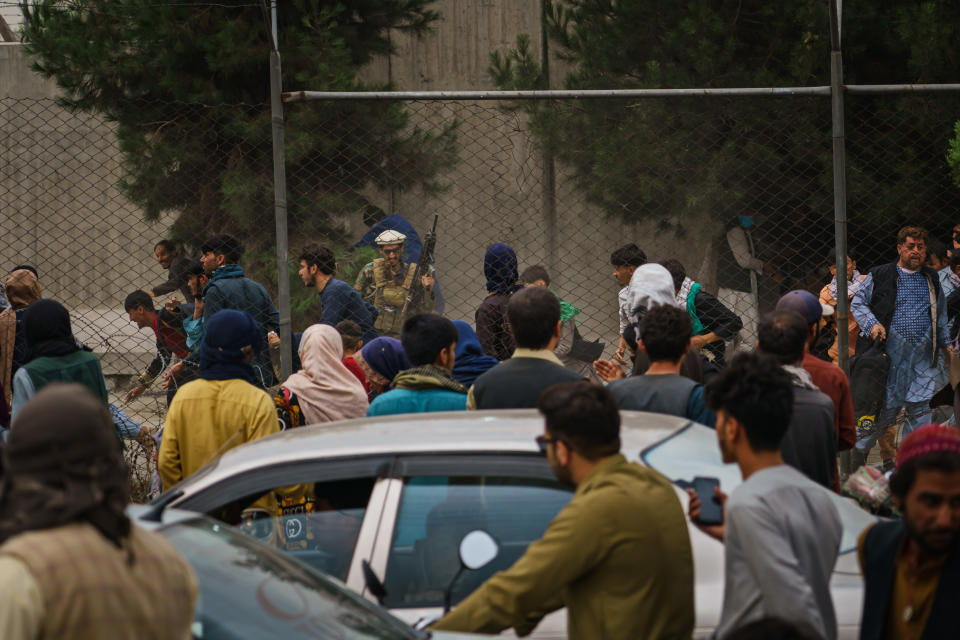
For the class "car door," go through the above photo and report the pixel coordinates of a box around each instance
[172,455,395,583]
[360,453,573,640]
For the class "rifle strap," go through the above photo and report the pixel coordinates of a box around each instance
[373,258,388,289]
[402,262,417,289]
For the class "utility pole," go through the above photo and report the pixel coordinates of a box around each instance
[829,0,850,375]
[269,0,293,380]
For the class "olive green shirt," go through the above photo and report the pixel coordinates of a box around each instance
[432,454,695,639]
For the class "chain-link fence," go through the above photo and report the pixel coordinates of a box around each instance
[3,88,960,497]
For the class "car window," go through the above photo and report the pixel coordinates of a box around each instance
[161,518,420,640]
[382,475,573,608]
[211,477,376,581]
[641,421,879,553]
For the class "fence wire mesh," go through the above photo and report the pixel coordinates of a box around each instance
[2,90,960,498]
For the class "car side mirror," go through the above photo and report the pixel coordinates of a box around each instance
[443,529,499,614]
[361,559,387,606]
[459,530,499,571]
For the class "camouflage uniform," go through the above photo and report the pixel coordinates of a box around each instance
[354,260,435,337]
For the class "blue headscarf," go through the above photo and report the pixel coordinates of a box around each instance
[484,243,521,296]
[199,309,262,385]
[452,321,500,387]
[360,337,410,382]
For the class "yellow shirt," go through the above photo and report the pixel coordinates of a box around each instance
[159,377,278,490]
[432,454,695,640]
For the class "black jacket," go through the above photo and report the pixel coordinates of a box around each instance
[860,519,960,640]
[471,356,584,409]
[781,385,838,489]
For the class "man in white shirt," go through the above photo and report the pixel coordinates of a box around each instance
[688,351,842,639]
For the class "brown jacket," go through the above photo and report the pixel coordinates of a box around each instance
[0,522,197,639]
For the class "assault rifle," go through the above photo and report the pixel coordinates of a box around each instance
[401,213,439,319]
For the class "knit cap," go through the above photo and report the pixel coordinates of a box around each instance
[895,424,960,470]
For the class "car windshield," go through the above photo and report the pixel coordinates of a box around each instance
[160,517,421,640]
[641,422,879,554]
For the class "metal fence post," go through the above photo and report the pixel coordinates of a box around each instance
[540,0,557,277]
[830,0,850,375]
[270,0,292,380]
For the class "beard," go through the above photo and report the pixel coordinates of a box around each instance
[904,506,960,556]
[548,458,575,488]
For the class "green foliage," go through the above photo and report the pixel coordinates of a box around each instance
[949,121,960,189]
[22,0,458,251]
[490,0,960,251]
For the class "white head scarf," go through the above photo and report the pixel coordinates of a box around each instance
[626,263,677,328]
[282,324,369,424]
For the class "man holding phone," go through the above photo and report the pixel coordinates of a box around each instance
[688,351,842,639]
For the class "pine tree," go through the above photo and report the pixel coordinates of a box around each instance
[22,0,458,248]
[491,0,960,267]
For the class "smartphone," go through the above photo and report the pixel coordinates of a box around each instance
[692,476,723,526]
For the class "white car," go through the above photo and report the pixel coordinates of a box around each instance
[157,410,876,638]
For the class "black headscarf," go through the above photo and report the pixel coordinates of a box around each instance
[23,298,80,361]
[199,309,261,385]
[484,243,522,296]
[0,383,130,547]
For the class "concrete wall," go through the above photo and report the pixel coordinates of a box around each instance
[0,44,175,377]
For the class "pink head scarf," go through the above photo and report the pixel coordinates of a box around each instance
[282,324,369,424]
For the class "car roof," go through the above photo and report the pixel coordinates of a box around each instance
[165,409,691,497]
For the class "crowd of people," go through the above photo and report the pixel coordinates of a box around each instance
[0,223,958,639]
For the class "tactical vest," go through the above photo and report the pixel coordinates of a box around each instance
[373,258,418,335]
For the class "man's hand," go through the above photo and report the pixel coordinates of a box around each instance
[135,426,154,450]
[691,333,719,349]
[686,487,727,541]
[593,359,626,382]
[614,336,633,365]
[267,331,281,350]
[421,275,435,290]
[148,290,156,298]
[125,384,146,402]
[869,323,886,341]
[165,296,181,314]
[162,362,185,389]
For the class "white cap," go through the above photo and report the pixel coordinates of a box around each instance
[375,230,407,245]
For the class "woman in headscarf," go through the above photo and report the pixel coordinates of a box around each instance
[274,324,369,430]
[476,243,522,361]
[452,320,500,387]
[354,337,410,399]
[0,268,43,408]
[10,299,109,418]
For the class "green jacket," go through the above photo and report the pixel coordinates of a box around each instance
[22,350,108,405]
[432,454,695,640]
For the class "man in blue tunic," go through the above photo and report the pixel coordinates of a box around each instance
[850,226,950,465]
